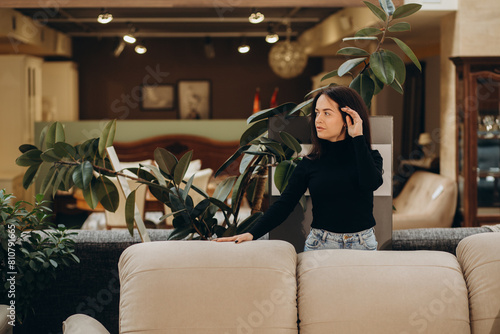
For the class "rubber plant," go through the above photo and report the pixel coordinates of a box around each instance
[14,120,258,241]
[217,0,422,216]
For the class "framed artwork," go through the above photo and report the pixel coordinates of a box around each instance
[141,84,175,110]
[177,80,211,119]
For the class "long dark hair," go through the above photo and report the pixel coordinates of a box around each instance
[307,86,373,160]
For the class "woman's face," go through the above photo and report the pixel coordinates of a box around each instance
[314,94,346,142]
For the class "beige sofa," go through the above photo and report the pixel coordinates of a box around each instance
[61,232,500,334]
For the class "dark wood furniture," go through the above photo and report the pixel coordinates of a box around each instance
[452,57,500,227]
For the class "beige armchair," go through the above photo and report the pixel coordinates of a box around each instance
[393,171,457,229]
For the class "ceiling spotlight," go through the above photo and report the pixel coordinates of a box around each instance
[97,9,113,24]
[266,24,279,44]
[238,42,250,54]
[135,44,147,54]
[249,8,265,24]
[123,33,136,44]
[123,25,136,44]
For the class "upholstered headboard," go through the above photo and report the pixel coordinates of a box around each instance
[112,134,241,176]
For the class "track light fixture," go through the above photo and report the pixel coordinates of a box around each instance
[97,9,113,24]
[238,37,250,53]
[123,26,136,44]
[265,24,279,44]
[249,8,264,24]
[135,42,147,54]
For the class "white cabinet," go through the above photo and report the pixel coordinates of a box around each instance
[0,55,42,171]
[42,61,79,121]
[0,55,42,201]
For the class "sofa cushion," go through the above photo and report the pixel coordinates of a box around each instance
[118,240,298,334]
[456,232,500,334]
[297,249,470,334]
[62,314,110,334]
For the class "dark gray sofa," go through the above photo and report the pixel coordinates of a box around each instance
[14,227,498,334]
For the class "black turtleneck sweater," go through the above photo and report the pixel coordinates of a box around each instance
[248,135,383,240]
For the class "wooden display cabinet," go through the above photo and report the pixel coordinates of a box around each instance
[452,57,500,227]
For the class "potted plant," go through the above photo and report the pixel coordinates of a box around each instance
[13,0,420,242]
[0,190,79,325]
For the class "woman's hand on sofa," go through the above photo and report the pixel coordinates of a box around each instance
[213,233,254,244]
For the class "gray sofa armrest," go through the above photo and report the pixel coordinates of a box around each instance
[62,314,110,334]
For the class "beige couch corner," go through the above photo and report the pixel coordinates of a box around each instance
[63,233,500,334]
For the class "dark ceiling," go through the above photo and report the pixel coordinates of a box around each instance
[15,7,341,39]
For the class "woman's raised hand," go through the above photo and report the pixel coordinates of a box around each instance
[213,232,254,244]
[342,107,363,138]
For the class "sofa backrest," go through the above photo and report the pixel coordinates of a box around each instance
[297,249,470,333]
[118,240,298,334]
[456,232,500,334]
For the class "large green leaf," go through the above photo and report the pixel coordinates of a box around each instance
[154,147,177,176]
[72,161,94,190]
[98,120,117,158]
[96,176,120,213]
[384,49,406,85]
[247,102,296,124]
[212,176,236,202]
[262,142,286,162]
[288,98,313,116]
[183,174,195,201]
[240,145,259,174]
[274,160,296,193]
[392,3,422,19]
[191,198,211,218]
[279,131,302,154]
[40,148,61,163]
[78,138,98,160]
[236,212,263,234]
[388,22,411,32]
[363,1,387,22]
[389,77,404,94]
[174,150,193,185]
[215,145,250,177]
[22,164,40,189]
[40,166,57,196]
[338,57,367,77]
[305,85,331,100]
[388,37,422,71]
[320,70,338,82]
[19,144,38,153]
[167,226,194,241]
[337,47,371,57]
[82,178,99,210]
[370,51,395,85]
[354,28,383,37]
[125,190,136,235]
[53,142,77,160]
[240,120,268,146]
[368,68,385,95]
[16,149,42,166]
[349,72,375,108]
[52,166,68,197]
[379,0,395,16]
[45,122,65,149]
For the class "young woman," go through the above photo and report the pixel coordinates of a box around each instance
[215,86,383,251]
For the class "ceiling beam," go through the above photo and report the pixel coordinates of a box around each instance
[47,17,320,23]
[0,0,404,8]
[69,31,299,38]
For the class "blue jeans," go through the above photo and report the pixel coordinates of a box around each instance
[304,227,378,252]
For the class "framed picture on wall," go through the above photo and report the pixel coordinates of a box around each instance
[141,84,175,111]
[177,80,211,119]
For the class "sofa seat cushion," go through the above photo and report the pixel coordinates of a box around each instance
[297,249,470,334]
[118,240,298,334]
[457,232,500,334]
